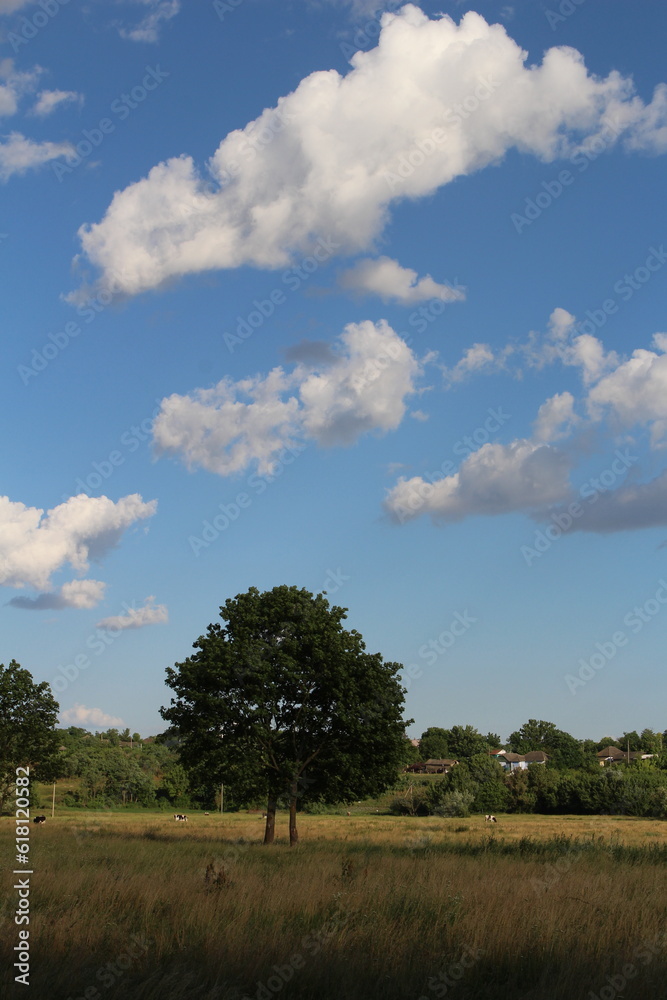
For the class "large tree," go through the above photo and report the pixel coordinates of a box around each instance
[161,586,408,845]
[508,718,583,769]
[444,724,489,758]
[0,660,61,813]
[419,726,451,760]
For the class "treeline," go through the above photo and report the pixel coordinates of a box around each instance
[52,727,195,810]
[392,754,667,819]
[413,719,666,768]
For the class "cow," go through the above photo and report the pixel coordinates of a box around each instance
[173,814,188,822]
[33,815,46,824]
[485,814,497,823]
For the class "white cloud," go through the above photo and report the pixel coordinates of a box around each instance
[0,493,157,594]
[153,320,422,475]
[385,438,571,523]
[0,60,41,118]
[31,89,82,117]
[339,256,465,305]
[587,335,667,445]
[118,0,180,43]
[443,342,505,384]
[69,6,667,300]
[533,391,579,443]
[0,131,74,181]
[60,704,124,729]
[96,596,169,631]
[9,579,106,610]
[441,307,620,387]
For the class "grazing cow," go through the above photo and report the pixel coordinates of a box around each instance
[484,814,497,823]
[173,813,188,822]
[204,812,209,816]
[33,815,46,824]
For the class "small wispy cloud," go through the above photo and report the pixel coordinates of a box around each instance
[96,595,168,631]
[31,89,83,117]
[118,0,180,43]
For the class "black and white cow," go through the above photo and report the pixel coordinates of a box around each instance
[33,815,46,824]
[173,813,188,822]
[485,814,497,823]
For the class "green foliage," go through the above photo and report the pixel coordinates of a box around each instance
[444,724,489,758]
[640,728,663,754]
[0,660,61,813]
[419,727,450,760]
[161,585,408,838]
[432,790,475,817]
[620,730,642,752]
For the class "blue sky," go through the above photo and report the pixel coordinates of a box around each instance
[2,0,667,742]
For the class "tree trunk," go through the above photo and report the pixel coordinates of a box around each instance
[263,798,276,844]
[289,780,299,847]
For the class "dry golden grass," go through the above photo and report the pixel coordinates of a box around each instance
[2,811,667,999]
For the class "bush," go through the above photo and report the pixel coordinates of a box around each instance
[390,787,429,816]
[432,790,475,817]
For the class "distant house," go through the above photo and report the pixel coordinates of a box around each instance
[488,748,507,758]
[499,752,528,771]
[405,761,427,773]
[424,758,459,773]
[409,738,421,748]
[406,758,459,774]
[524,751,549,765]
[596,746,625,765]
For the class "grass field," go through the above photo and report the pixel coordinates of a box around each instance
[2,810,667,999]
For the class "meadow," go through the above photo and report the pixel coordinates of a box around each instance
[2,810,667,1000]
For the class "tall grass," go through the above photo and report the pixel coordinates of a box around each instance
[1,812,666,999]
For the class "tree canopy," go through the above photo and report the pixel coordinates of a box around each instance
[161,585,408,845]
[0,660,61,813]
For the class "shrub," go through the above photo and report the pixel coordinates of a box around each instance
[432,790,475,817]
